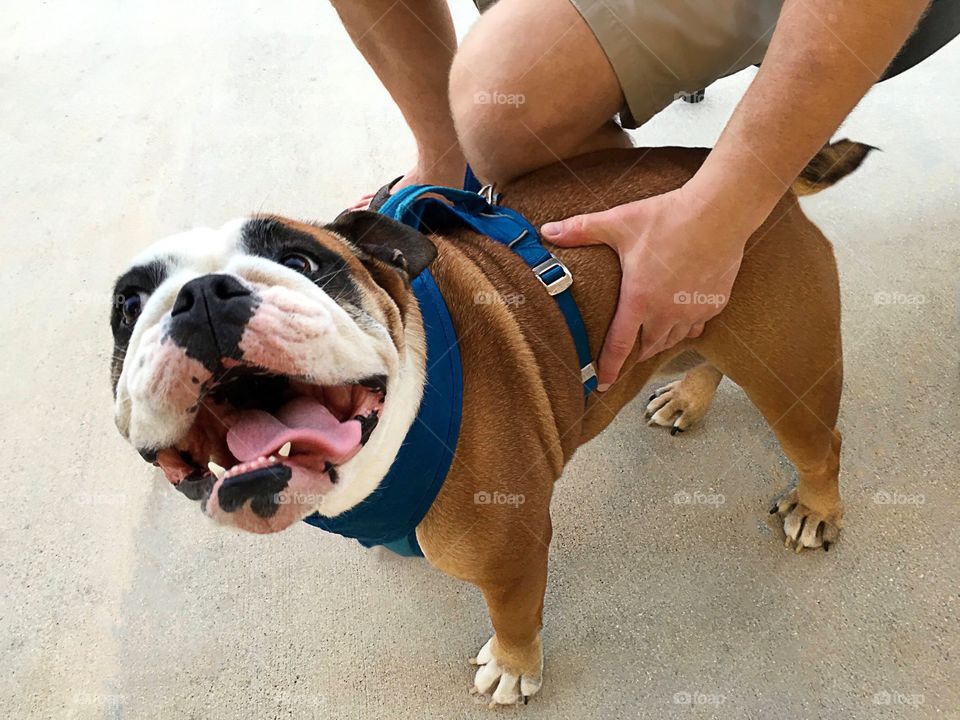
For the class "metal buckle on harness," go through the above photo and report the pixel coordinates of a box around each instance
[532,256,573,296]
[581,363,598,384]
[478,183,500,205]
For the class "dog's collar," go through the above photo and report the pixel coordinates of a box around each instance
[303,173,596,556]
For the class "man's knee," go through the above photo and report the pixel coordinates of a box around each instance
[449,48,544,182]
[448,0,624,182]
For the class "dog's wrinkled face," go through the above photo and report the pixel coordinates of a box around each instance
[110,212,436,533]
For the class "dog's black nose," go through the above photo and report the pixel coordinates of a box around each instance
[168,274,256,370]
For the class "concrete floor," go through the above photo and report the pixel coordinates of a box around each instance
[2,1,958,718]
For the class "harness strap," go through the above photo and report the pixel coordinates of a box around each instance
[302,264,462,557]
[463,165,483,194]
[302,173,594,557]
[378,184,598,396]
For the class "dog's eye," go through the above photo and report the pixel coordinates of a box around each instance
[281,252,318,274]
[117,291,147,328]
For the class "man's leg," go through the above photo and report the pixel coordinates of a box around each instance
[450,0,630,184]
[331,0,465,189]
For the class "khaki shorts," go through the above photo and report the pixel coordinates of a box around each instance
[475,0,786,128]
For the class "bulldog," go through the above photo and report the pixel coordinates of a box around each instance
[109,143,869,706]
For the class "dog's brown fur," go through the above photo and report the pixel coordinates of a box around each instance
[394,146,854,685]
[297,144,863,691]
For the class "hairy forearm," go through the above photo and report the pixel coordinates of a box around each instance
[331,0,459,160]
[690,0,929,234]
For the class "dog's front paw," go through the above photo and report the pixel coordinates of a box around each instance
[771,487,842,552]
[469,635,543,707]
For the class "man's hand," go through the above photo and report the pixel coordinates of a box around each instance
[347,157,465,211]
[543,0,928,391]
[542,183,751,390]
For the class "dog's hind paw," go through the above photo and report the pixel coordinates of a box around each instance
[469,636,542,707]
[771,487,842,553]
[645,379,711,434]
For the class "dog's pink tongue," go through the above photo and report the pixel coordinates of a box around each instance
[226,396,361,463]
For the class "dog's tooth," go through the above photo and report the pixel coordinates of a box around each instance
[278,442,291,458]
[268,455,277,463]
[208,461,226,481]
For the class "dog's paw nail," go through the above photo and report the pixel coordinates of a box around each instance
[523,695,529,705]
[823,541,831,552]
[670,425,683,436]
[769,504,779,514]
[648,393,657,402]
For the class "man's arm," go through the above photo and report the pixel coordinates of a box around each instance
[545,0,930,389]
[332,0,465,191]
[689,0,930,232]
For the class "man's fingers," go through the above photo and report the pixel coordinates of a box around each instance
[666,323,692,349]
[541,212,608,248]
[637,322,674,363]
[596,298,644,390]
[346,192,376,212]
[688,322,706,339]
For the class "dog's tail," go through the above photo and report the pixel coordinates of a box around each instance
[792,139,877,196]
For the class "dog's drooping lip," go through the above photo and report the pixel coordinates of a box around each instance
[151,369,386,524]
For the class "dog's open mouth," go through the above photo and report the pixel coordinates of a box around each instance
[153,368,386,525]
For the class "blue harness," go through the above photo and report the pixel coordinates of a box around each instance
[303,173,596,556]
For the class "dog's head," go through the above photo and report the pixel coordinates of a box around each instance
[109,212,435,533]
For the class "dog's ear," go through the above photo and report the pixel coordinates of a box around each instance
[325,210,437,278]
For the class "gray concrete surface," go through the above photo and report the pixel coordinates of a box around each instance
[2,1,958,718]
